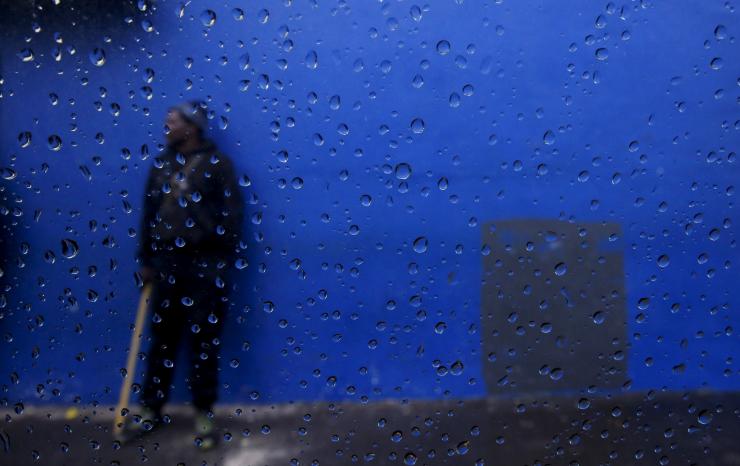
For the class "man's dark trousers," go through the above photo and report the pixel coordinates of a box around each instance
[140,252,227,414]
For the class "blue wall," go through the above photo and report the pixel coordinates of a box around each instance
[1,0,738,406]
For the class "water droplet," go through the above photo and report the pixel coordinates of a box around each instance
[411,74,424,88]
[1,168,17,180]
[436,40,451,55]
[554,262,567,276]
[305,50,318,69]
[18,48,38,65]
[697,410,713,425]
[449,92,461,107]
[61,239,79,259]
[200,9,216,27]
[47,135,62,151]
[18,131,32,148]
[714,25,727,40]
[657,255,670,268]
[410,118,425,134]
[413,237,428,253]
[394,163,412,180]
[89,48,106,66]
[410,5,422,22]
[239,53,250,70]
[710,57,723,70]
[353,58,365,72]
[637,297,650,310]
[595,47,609,60]
[543,130,555,145]
[329,95,341,110]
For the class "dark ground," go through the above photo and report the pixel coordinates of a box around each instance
[1,391,738,466]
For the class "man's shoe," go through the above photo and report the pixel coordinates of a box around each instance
[116,407,160,444]
[193,411,218,451]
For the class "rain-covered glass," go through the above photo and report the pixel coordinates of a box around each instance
[1,1,738,465]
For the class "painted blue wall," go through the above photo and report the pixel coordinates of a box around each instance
[1,0,738,406]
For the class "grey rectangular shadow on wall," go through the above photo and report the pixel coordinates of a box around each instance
[480,219,627,395]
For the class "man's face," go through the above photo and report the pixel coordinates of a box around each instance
[165,110,196,146]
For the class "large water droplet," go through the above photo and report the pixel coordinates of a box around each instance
[410,5,422,22]
[329,95,341,110]
[17,48,34,62]
[413,237,428,253]
[47,135,62,151]
[411,74,424,88]
[710,57,723,70]
[394,163,412,180]
[18,131,32,148]
[61,239,79,259]
[305,50,318,69]
[543,130,555,145]
[200,9,216,27]
[410,118,425,134]
[239,53,250,70]
[436,40,451,55]
[89,48,106,67]
[697,410,713,425]
[714,25,727,40]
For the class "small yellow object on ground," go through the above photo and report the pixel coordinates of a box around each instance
[64,407,79,420]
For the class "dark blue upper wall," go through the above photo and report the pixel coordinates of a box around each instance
[0,0,738,405]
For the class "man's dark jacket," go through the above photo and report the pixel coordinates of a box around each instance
[137,140,243,270]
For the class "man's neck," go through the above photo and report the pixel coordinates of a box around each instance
[173,137,203,155]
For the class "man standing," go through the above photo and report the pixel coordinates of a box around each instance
[124,101,243,449]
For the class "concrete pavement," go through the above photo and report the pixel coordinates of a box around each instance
[1,391,738,465]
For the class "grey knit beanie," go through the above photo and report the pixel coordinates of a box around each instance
[172,100,208,133]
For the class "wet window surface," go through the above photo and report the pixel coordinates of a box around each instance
[0,1,738,465]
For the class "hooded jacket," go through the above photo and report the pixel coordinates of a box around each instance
[137,140,243,269]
